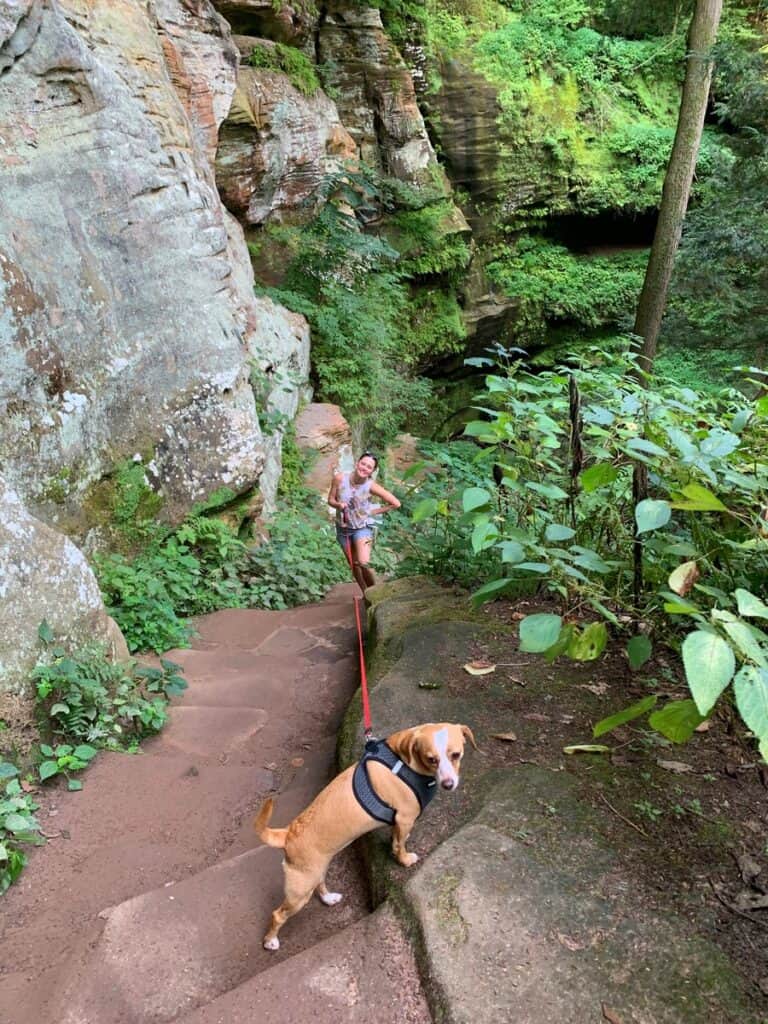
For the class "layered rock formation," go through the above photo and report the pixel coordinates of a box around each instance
[0,0,310,539]
[216,41,357,225]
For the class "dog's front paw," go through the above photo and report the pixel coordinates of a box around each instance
[320,891,343,906]
[399,852,419,867]
[263,936,280,951]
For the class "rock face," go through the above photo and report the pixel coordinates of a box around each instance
[318,3,443,186]
[0,0,309,536]
[247,294,312,515]
[216,50,357,225]
[0,477,127,695]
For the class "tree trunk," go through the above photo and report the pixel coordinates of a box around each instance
[631,0,723,604]
[632,0,724,376]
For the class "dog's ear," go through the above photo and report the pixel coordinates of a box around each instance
[388,727,421,765]
[459,724,479,751]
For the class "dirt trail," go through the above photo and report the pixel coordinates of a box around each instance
[0,584,431,1024]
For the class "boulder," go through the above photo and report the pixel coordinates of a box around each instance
[0,477,126,696]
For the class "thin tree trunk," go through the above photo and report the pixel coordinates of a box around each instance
[633,0,724,377]
[631,0,723,604]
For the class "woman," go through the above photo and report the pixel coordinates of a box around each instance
[328,452,401,592]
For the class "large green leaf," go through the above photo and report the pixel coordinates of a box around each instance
[721,621,768,668]
[682,631,736,715]
[470,578,514,608]
[500,541,526,564]
[519,614,563,653]
[735,589,768,620]
[0,764,18,781]
[593,695,657,738]
[670,483,727,512]
[525,481,569,501]
[545,523,575,542]
[733,666,768,747]
[411,498,439,523]
[567,622,608,661]
[627,635,652,671]
[462,487,492,513]
[471,519,499,554]
[580,464,619,493]
[625,437,670,458]
[635,500,671,534]
[648,700,705,743]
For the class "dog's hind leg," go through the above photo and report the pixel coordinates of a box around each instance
[262,864,319,951]
[315,879,343,906]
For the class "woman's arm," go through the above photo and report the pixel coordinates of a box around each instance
[328,473,347,511]
[368,481,401,515]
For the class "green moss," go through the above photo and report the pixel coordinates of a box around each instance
[83,457,163,549]
[248,42,320,96]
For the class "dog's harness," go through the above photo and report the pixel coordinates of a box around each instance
[352,737,438,825]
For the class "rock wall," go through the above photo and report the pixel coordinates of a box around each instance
[0,0,310,538]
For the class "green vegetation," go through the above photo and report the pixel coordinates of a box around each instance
[33,622,186,749]
[487,237,646,343]
[253,169,471,446]
[0,762,40,894]
[417,348,768,757]
[249,42,320,96]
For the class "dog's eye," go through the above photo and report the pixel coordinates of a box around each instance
[427,755,439,765]
[450,752,461,761]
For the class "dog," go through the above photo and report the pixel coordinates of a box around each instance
[255,721,477,950]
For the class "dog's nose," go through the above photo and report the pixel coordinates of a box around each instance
[441,778,456,790]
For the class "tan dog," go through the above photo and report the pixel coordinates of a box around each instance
[255,722,477,950]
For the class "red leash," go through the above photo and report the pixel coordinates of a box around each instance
[342,516,374,739]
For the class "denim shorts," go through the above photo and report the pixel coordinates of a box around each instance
[336,525,374,552]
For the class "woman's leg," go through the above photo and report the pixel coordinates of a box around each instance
[352,534,376,590]
[338,529,367,590]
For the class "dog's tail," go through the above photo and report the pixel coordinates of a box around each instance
[254,798,288,849]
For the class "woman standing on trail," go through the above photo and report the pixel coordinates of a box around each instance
[328,452,401,593]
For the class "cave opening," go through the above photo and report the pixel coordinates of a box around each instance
[541,210,657,255]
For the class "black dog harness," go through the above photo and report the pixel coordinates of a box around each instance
[352,737,438,825]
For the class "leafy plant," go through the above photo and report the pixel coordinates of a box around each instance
[33,623,187,748]
[243,509,352,608]
[37,742,98,791]
[0,763,41,894]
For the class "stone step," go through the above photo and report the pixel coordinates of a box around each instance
[45,832,369,1024]
[175,904,432,1024]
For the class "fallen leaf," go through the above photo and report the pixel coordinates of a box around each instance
[290,757,304,768]
[602,1006,624,1024]
[694,720,712,733]
[20,780,36,793]
[492,732,517,743]
[563,744,610,755]
[580,682,608,696]
[556,931,584,951]
[736,852,762,885]
[733,891,768,912]
[656,759,694,774]
[463,661,496,676]
[668,560,700,597]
